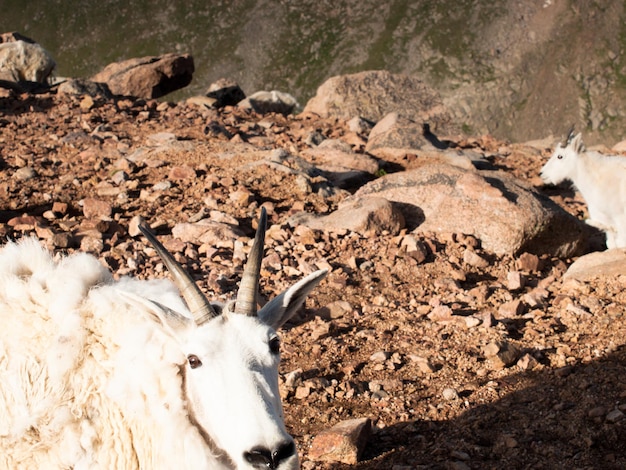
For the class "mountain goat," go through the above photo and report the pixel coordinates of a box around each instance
[540,130,626,249]
[0,208,327,469]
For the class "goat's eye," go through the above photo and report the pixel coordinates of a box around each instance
[269,337,280,354]
[188,354,203,369]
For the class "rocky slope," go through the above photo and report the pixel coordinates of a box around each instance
[2,89,626,469]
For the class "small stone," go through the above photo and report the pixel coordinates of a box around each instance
[294,385,311,399]
[523,288,549,307]
[368,381,383,393]
[370,351,391,363]
[168,165,196,180]
[428,305,453,322]
[52,201,69,215]
[409,355,437,373]
[14,166,37,181]
[82,198,112,219]
[310,321,331,340]
[153,181,172,191]
[464,316,481,328]
[80,95,94,111]
[497,299,525,318]
[111,170,129,185]
[606,409,625,423]
[43,210,57,220]
[283,369,303,389]
[468,285,490,303]
[588,406,606,418]
[463,249,489,268]
[52,232,74,248]
[401,235,429,264]
[320,300,352,319]
[229,189,254,206]
[97,186,122,197]
[517,353,538,371]
[309,418,372,464]
[7,215,37,231]
[442,387,459,400]
[34,225,54,240]
[516,252,541,272]
[80,236,104,254]
[476,311,495,328]
[483,342,500,357]
[507,271,525,290]
[484,341,521,369]
[502,435,518,448]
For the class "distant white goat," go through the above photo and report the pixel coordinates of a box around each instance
[540,130,626,249]
[0,208,327,469]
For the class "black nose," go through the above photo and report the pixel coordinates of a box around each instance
[243,441,296,469]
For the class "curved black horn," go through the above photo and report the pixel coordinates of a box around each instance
[234,208,267,316]
[565,125,576,145]
[138,219,218,325]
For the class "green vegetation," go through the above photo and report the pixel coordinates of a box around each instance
[359,0,410,71]
[0,0,507,100]
[613,20,626,89]
[3,0,626,143]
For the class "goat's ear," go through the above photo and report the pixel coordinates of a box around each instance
[258,269,328,329]
[119,290,195,338]
[571,133,585,153]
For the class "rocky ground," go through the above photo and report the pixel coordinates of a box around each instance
[2,90,626,470]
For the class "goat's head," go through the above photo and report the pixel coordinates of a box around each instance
[540,127,585,185]
[137,208,327,469]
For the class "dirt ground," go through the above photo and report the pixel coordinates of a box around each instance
[1,91,626,470]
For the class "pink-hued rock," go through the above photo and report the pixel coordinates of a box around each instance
[82,198,112,219]
[91,53,194,99]
[351,162,588,256]
[308,418,372,464]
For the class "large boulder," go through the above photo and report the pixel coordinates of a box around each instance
[91,53,194,99]
[564,249,626,282]
[0,38,55,83]
[303,70,454,134]
[289,197,405,237]
[350,162,589,256]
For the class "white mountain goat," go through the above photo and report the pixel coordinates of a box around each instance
[540,130,626,249]
[0,208,327,469]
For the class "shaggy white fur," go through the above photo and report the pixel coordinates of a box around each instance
[0,233,327,470]
[0,239,220,469]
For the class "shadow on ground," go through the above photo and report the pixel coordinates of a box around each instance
[334,345,626,469]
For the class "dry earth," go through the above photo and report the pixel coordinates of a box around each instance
[1,91,626,470]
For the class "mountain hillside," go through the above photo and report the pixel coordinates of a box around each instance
[1,1,626,140]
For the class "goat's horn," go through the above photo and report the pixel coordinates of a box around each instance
[234,208,267,316]
[565,125,576,145]
[138,219,218,325]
